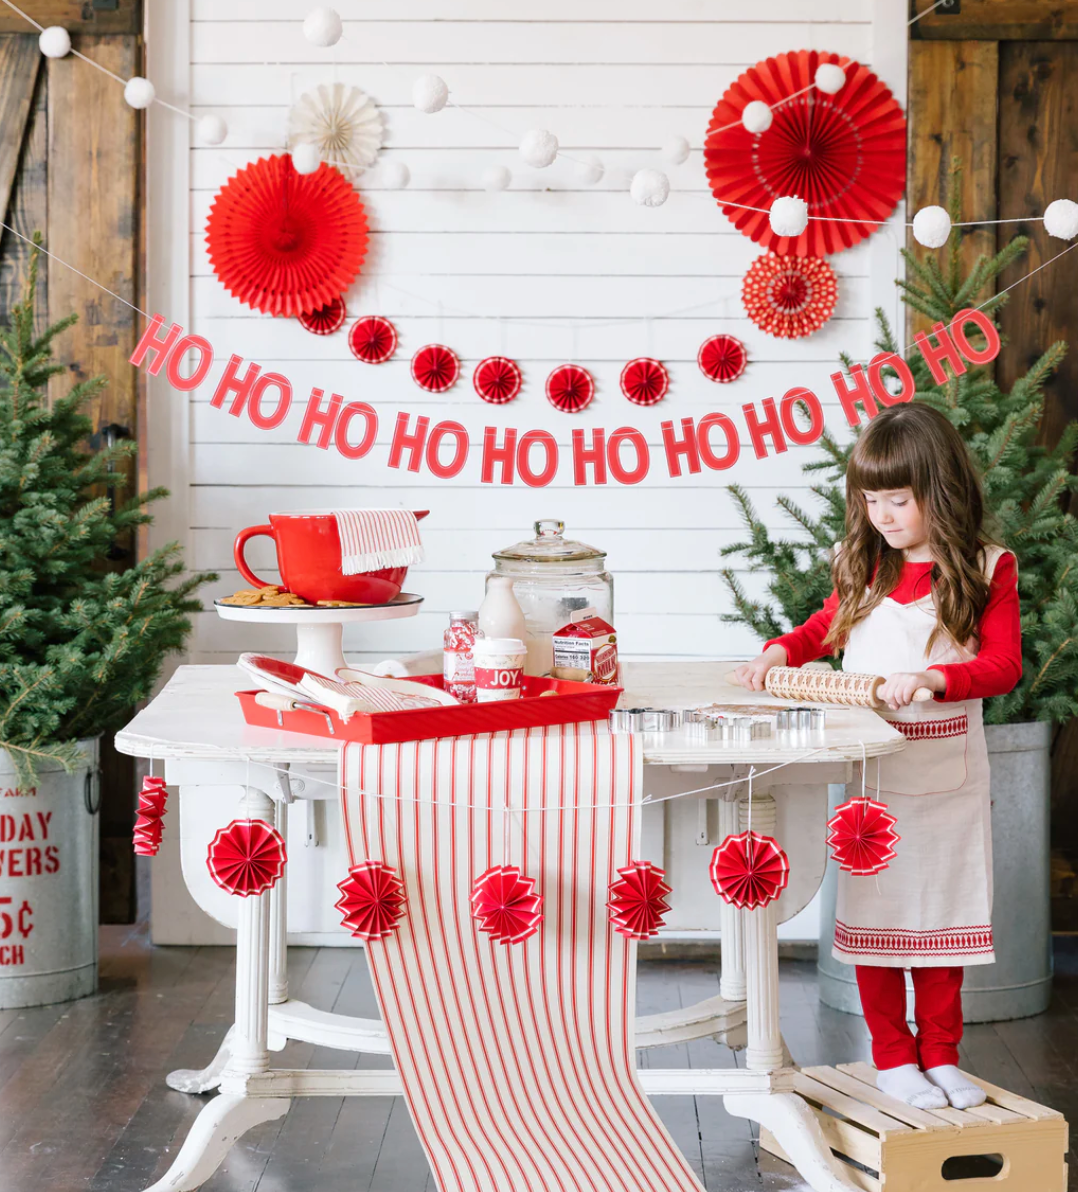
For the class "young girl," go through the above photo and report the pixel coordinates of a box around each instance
[732,402,1022,1111]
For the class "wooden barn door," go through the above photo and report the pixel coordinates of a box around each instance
[0,2,143,923]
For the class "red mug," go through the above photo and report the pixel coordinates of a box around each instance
[234,510,429,604]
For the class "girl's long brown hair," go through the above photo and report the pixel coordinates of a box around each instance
[823,403,998,657]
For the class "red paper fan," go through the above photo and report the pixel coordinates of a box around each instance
[827,797,900,876]
[206,818,288,898]
[335,860,407,941]
[546,364,594,413]
[349,315,398,364]
[743,253,838,339]
[473,356,523,404]
[704,50,906,256]
[471,865,543,945]
[412,344,460,392]
[710,831,790,911]
[620,358,669,407]
[132,776,168,857]
[206,154,369,316]
[698,334,747,383]
[299,296,347,335]
[607,861,672,940]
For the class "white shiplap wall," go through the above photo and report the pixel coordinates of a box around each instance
[146,0,907,668]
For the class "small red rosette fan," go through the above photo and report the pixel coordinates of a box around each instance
[473,356,523,404]
[704,49,907,256]
[826,797,900,876]
[335,860,407,941]
[132,776,168,857]
[607,861,672,941]
[620,358,669,406]
[349,315,398,363]
[471,865,543,945]
[411,344,460,392]
[697,334,747,383]
[546,364,594,413]
[206,154,369,316]
[299,296,347,335]
[742,253,838,339]
[710,831,790,911]
[206,819,288,898]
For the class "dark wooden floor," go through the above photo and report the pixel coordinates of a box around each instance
[1,927,1076,1191]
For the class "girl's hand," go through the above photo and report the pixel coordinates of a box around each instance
[877,669,945,711]
[730,644,788,692]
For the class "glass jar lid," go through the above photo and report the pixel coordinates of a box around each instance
[492,519,606,565]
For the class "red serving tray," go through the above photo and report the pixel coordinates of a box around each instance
[236,674,623,745]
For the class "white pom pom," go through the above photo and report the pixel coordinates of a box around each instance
[124,77,156,110]
[741,100,773,135]
[576,153,604,185]
[770,195,809,238]
[381,160,410,189]
[912,205,952,248]
[630,168,670,208]
[413,74,449,114]
[519,129,559,169]
[482,164,511,192]
[814,63,846,95]
[662,135,691,165]
[1044,198,1078,240]
[303,7,343,47]
[291,142,322,175]
[38,26,71,58]
[197,115,228,146]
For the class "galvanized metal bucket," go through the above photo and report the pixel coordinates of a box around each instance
[0,739,100,1009]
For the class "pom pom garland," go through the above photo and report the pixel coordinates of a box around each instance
[630,168,670,208]
[912,205,952,248]
[814,62,847,94]
[769,195,809,238]
[38,26,71,58]
[662,135,691,165]
[291,142,322,175]
[124,77,156,110]
[482,164,512,192]
[576,154,605,185]
[413,74,449,114]
[1044,198,1078,240]
[380,160,410,189]
[520,129,559,168]
[303,7,343,47]
[197,115,228,146]
[741,100,774,134]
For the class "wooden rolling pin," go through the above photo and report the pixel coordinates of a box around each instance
[724,665,933,709]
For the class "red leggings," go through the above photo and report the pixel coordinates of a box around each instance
[855,965,964,1071]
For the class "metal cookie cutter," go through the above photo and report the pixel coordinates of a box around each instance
[609,707,682,734]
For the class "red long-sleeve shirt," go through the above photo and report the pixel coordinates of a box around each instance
[763,552,1022,703]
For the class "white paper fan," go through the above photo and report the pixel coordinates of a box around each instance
[288,83,384,180]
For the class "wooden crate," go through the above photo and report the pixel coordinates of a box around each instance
[760,1062,1068,1192]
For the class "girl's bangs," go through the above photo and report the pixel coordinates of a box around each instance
[847,435,916,494]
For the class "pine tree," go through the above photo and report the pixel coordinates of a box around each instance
[0,242,216,781]
[720,168,1077,725]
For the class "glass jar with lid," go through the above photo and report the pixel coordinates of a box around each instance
[487,520,613,674]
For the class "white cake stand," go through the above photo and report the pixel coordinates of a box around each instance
[214,593,424,676]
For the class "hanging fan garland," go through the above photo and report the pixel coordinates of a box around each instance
[349,315,398,364]
[412,344,460,392]
[132,775,168,857]
[474,356,523,404]
[619,358,669,407]
[704,49,907,257]
[206,818,288,897]
[299,296,347,336]
[471,865,544,945]
[546,364,594,413]
[335,860,408,940]
[698,334,747,383]
[206,154,369,316]
[827,797,900,876]
[742,253,838,339]
[287,83,384,182]
[710,831,790,911]
[607,861,672,940]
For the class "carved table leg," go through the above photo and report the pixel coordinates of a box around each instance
[718,796,747,1004]
[166,1025,234,1094]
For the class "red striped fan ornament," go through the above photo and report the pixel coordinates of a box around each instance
[471,865,544,945]
[742,253,838,339]
[704,49,907,257]
[826,797,900,876]
[607,861,672,940]
[335,860,407,940]
[710,831,790,911]
[411,343,460,392]
[132,775,168,857]
[298,296,347,335]
[206,819,288,898]
[473,355,523,404]
[619,358,669,406]
[546,364,594,413]
[697,334,747,383]
[349,315,398,364]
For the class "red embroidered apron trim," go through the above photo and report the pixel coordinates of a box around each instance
[887,714,968,741]
[834,920,994,956]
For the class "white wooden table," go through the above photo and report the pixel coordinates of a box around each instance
[115,662,904,1192]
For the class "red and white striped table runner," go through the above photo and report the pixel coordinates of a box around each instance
[340,724,704,1192]
[334,508,424,574]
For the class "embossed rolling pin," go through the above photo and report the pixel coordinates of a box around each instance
[724,666,933,708]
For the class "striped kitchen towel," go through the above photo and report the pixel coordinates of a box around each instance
[334,508,424,573]
[339,724,704,1192]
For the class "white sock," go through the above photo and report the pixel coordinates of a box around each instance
[877,1063,948,1109]
[924,1064,986,1109]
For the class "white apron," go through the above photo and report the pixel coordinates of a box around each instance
[833,544,1007,968]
